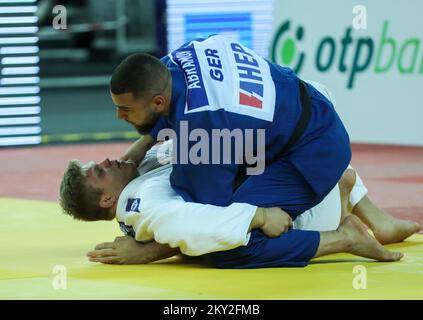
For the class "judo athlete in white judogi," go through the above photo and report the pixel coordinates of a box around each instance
[60,140,418,267]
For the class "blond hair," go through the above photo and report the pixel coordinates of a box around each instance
[59,159,110,221]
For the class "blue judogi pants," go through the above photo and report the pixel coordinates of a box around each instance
[205,158,323,268]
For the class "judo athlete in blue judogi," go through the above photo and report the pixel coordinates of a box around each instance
[109,35,352,268]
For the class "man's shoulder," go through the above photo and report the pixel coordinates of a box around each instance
[116,176,144,215]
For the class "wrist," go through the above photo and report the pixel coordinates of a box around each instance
[250,208,266,231]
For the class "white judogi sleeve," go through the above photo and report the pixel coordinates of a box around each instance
[116,165,257,256]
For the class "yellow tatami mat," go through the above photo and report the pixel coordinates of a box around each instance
[1,198,422,300]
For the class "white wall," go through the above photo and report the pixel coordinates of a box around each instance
[271,0,423,146]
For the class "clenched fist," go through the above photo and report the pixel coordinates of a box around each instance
[250,207,293,238]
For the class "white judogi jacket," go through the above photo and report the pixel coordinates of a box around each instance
[115,141,257,256]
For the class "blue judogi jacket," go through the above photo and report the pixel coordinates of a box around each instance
[150,35,351,211]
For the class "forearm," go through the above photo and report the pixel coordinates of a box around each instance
[136,241,180,264]
[124,134,157,165]
[139,135,157,159]
[140,134,157,151]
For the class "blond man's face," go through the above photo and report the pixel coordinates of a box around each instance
[83,159,138,199]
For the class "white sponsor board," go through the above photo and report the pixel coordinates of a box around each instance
[271,0,423,146]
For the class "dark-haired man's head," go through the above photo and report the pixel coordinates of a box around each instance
[110,53,171,135]
[59,159,139,221]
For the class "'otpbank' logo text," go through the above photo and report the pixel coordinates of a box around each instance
[271,20,423,89]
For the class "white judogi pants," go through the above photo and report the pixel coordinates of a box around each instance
[292,166,368,231]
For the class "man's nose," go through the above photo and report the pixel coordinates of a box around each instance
[99,158,111,167]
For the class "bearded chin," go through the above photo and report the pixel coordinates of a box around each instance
[134,124,154,135]
[133,113,161,135]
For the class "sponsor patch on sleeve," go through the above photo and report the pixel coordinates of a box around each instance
[125,198,141,213]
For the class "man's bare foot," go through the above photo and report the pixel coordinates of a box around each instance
[353,197,422,245]
[339,169,356,220]
[372,215,422,245]
[338,215,403,262]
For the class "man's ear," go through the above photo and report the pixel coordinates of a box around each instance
[99,193,117,209]
[151,95,166,113]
